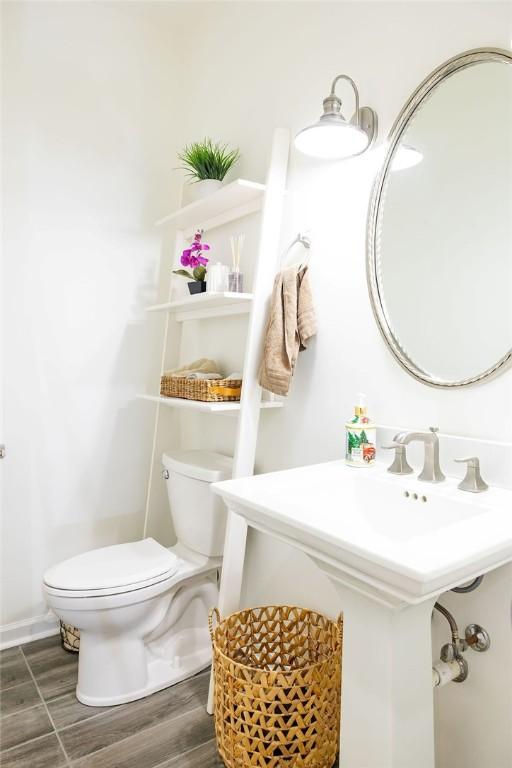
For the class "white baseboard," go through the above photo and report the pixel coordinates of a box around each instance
[0,611,60,650]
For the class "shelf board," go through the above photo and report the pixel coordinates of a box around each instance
[137,394,283,413]
[146,292,253,321]
[155,179,265,234]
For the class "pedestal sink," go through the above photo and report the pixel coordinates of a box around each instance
[213,461,512,768]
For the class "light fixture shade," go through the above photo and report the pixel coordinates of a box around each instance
[295,117,369,160]
[294,74,377,160]
[391,144,423,171]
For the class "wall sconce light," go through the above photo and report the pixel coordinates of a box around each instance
[295,74,377,160]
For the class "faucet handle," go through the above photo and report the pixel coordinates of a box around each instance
[454,456,479,465]
[454,457,489,493]
[382,443,413,475]
[429,426,440,434]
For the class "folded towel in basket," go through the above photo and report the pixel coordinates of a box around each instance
[166,358,220,378]
[185,372,222,380]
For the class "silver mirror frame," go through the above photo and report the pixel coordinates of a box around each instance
[367,48,512,388]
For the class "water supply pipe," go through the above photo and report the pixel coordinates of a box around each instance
[434,602,460,645]
[432,601,468,684]
[451,575,484,594]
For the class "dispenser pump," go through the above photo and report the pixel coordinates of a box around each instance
[355,392,367,418]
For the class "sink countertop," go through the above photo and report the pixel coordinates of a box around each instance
[213,461,512,601]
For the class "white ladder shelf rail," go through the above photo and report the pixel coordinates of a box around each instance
[141,213,187,538]
[207,128,290,712]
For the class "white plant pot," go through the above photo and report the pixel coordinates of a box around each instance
[190,179,223,201]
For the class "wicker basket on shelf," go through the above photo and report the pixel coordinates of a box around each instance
[60,622,80,653]
[209,605,343,768]
[160,375,242,402]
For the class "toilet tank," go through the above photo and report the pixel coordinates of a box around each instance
[162,450,233,557]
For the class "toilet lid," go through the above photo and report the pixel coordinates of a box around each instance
[43,538,178,592]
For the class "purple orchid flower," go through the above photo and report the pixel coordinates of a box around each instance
[174,230,210,282]
[181,230,210,267]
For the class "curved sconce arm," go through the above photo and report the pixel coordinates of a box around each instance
[328,74,361,125]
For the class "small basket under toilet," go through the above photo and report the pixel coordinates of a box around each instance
[60,621,80,652]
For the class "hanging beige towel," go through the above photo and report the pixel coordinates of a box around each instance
[258,266,317,396]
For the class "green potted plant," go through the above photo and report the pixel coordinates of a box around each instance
[178,138,240,200]
[173,230,210,294]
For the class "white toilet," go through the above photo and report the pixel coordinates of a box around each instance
[43,450,232,706]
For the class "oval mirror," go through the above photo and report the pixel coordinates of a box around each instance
[368,48,512,387]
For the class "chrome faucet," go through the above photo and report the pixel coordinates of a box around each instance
[393,427,446,483]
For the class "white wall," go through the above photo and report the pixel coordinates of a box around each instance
[1,1,185,631]
[2,2,512,766]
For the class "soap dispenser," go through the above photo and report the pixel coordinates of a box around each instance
[345,393,377,467]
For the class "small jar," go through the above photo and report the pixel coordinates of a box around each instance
[207,263,229,293]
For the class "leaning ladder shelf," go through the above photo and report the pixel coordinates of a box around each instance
[138,131,290,715]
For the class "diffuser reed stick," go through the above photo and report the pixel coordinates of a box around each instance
[230,233,245,273]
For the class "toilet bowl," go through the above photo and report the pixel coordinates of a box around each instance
[43,450,232,706]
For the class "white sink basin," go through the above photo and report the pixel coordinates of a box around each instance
[353,475,486,539]
[214,460,512,600]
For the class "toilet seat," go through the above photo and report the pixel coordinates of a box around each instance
[43,538,179,598]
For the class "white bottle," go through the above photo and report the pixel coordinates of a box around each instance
[345,393,377,467]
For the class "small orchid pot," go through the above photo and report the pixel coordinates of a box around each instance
[188,281,207,295]
[173,230,210,296]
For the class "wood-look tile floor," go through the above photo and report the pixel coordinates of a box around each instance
[0,636,221,768]
[1,636,340,768]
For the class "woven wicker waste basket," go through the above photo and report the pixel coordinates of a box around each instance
[60,622,80,653]
[209,605,342,768]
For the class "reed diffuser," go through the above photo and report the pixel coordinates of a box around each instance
[229,234,245,293]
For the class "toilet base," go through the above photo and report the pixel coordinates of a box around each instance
[76,627,212,706]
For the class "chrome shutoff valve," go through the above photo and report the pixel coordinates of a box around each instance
[465,624,491,652]
[440,642,468,683]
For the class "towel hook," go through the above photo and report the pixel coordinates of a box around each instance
[282,232,312,269]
